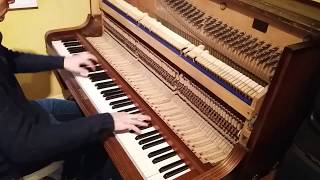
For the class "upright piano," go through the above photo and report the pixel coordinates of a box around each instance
[45,0,320,179]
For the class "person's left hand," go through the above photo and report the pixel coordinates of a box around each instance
[64,52,98,76]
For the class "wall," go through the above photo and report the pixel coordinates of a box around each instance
[0,0,90,99]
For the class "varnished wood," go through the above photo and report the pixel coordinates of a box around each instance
[90,0,101,15]
[234,39,320,179]
[45,14,102,50]
[195,144,247,180]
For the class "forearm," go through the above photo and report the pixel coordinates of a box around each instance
[10,51,64,73]
[7,113,113,163]
[0,96,114,164]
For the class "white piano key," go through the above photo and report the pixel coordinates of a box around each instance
[147,159,190,180]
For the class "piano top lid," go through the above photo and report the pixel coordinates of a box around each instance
[217,0,320,36]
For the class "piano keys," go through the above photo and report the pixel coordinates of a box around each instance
[52,38,192,179]
[46,0,320,179]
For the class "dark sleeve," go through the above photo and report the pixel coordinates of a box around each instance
[0,85,114,163]
[4,46,64,73]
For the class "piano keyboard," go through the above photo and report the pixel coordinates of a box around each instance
[52,39,191,179]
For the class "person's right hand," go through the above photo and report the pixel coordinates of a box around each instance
[64,52,97,76]
[111,112,151,134]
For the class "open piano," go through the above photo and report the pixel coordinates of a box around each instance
[45,0,320,179]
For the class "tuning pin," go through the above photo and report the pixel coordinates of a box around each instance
[217,26,233,39]
[235,36,254,51]
[188,10,203,23]
[253,43,270,58]
[171,0,185,8]
[239,38,257,54]
[265,53,281,66]
[186,9,200,19]
[167,0,177,6]
[203,20,220,33]
[223,29,239,43]
[179,3,192,14]
[256,48,274,60]
[241,35,252,43]
[228,32,245,47]
[190,12,205,24]
[175,1,188,11]
[194,18,205,29]
[209,23,227,36]
[229,34,249,48]
[203,16,213,24]
[182,6,196,17]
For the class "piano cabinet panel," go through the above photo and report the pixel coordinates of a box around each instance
[232,40,320,179]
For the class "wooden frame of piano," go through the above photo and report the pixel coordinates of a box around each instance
[45,0,320,179]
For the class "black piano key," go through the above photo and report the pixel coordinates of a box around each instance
[95,65,103,71]
[136,130,158,140]
[61,38,77,43]
[85,67,98,73]
[68,49,86,54]
[112,101,133,109]
[88,71,106,76]
[88,72,110,82]
[138,134,162,145]
[163,165,189,179]
[152,151,176,164]
[63,41,81,47]
[159,160,184,173]
[67,46,85,51]
[139,121,152,129]
[148,146,172,158]
[142,139,165,150]
[130,110,141,114]
[68,47,86,53]
[109,98,130,106]
[137,122,151,130]
[87,65,103,73]
[101,87,121,94]
[105,93,126,100]
[86,67,94,72]
[102,88,122,97]
[129,123,151,133]
[120,106,138,112]
[95,81,116,89]
[104,90,123,98]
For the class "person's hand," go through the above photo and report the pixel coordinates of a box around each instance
[111,112,151,134]
[64,52,98,76]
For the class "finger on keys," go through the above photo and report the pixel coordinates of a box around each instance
[79,68,89,77]
[80,55,96,70]
[130,119,149,128]
[133,114,151,122]
[129,124,142,134]
[86,52,98,63]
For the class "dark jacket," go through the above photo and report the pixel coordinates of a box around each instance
[0,43,114,179]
